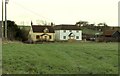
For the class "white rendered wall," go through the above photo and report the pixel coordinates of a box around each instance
[55,30,60,41]
[59,30,82,40]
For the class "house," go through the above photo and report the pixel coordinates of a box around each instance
[29,25,55,42]
[54,24,82,41]
[102,30,120,42]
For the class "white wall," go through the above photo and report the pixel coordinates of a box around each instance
[55,30,60,41]
[55,30,82,41]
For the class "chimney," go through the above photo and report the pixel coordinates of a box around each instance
[51,22,55,27]
[31,21,33,25]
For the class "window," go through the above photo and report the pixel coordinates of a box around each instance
[76,30,79,33]
[69,30,72,32]
[44,28,49,33]
[76,36,79,39]
[63,30,66,33]
[63,36,66,39]
[36,35,39,39]
[49,35,52,39]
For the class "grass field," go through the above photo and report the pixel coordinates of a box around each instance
[2,42,118,74]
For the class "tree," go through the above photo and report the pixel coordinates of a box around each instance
[98,22,109,31]
[75,21,88,27]
[88,24,95,29]
[3,20,19,40]
[15,27,29,41]
[36,20,49,25]
[2,20,27,41]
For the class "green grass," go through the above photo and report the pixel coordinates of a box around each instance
[2,42,118,74]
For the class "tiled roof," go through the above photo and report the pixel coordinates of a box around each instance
[32,25,54,33]
[54,24,81,30]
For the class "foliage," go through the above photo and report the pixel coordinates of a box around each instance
[3,20,19,40]
[3,20,24,41]
[16,26,30,41]
[81,27,102,35]
[76,21,88,27]
[3,20,30,41]
[75,21,110,34]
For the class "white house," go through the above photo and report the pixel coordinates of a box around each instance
[54,24,82,41]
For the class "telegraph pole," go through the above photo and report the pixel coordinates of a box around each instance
[2,0,3,38]
[5,0,9,40]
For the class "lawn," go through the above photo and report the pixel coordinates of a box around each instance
[2,42,118,74]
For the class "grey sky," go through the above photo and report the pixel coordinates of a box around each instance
[0,0,119,26]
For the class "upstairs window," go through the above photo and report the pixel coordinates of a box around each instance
[44,28,49,33]
[69,30,72,32]
[76,30,79,33]
[63,30,66,33]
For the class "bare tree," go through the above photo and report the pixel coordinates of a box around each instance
[36,20,49,25]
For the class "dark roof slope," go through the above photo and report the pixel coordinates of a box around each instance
[54,24,81,30]
[32,25,54,33]
[103,30,120,36]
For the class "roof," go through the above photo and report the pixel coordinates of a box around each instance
[103,30,120,36]
[54,24,81,30]
[32,25,54,33]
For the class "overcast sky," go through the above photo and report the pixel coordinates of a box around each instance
[0,0,119,26]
